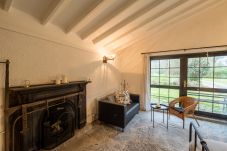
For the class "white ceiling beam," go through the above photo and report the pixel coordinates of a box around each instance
[113,0,223,52]
[41,0,67,25]
[105,0,197,49]
[3,0,13,11]
[80,0,138,40]
[99,0,188,48]
[92,0,165,44]
[66,0,114,33]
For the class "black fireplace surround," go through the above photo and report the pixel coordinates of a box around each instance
[6,81,89,151]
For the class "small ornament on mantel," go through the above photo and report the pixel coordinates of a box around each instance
[120,80,128,91]
[62,75,68,84]
[55,76,61,85]
[24,80,30,88]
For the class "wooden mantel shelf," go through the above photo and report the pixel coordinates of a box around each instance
[9,80,91,91]
[8,80,91,107]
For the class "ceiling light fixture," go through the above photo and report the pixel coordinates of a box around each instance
[103,55,115,63]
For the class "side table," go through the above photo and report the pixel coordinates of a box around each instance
[150,103,169,129]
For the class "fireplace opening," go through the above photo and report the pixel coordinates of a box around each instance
[42,101,75,149]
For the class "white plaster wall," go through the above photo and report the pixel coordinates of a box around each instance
[0,27,122,150]
[117,1,227,107]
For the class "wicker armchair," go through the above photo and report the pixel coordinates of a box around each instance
[169,96,200,128]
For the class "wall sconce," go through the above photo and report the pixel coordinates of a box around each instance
[103,55,115,63]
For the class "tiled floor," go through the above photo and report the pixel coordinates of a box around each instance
[44,111,227,151]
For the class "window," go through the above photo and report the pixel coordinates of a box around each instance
[187,56,227,115]
[150,52,227,119]
[150,58,180,105]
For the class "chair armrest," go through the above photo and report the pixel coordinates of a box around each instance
[130,93,140,103]
[184,102,197,115]
[169,98,179,107]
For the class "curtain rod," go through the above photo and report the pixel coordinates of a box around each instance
[141,44,227,55]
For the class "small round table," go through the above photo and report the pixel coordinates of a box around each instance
[150,103,169,129]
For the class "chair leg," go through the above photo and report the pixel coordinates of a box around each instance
[183,119,185,129]
[193,114,200,127]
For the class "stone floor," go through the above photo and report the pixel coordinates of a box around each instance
[44,111,227,151]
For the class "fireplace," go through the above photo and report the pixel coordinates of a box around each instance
[5,81,89,151]
[42,101,75,149]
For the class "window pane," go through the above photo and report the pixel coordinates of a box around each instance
[200,78,213,88]
[198,102,212,112]
[200,57,213,67]
[214,92,227,101]
[170,78,179,86]
[170,59,180,67]
[213,93,227,115]
[160,69,169,77]
[200,67,213,78]
[151,88,159,96]
[151,69,159,77]
[151,77,159,85]
[187,90,200,99]
[170,68,180,77]
[151,95,159,103]
[160,77,169,85]
[214,79,227,89]
[199,91,213,102]
[215,56,227,67]
[169,89,179,98]
[160,60,169,68]
[159,88,169,97]
[188,58,199,67]
[160,96,169,105]
[213,103,227,115]
[188,68,199,78]
[151,60,159,68]
[188,78,199,87]
[214,67,227,78]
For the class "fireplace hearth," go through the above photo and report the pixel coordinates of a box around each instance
[5,81,90,151]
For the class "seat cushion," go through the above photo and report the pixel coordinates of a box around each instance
[171,107,184,113]
[125,103,139,126]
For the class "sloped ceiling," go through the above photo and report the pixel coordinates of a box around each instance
[0,0,225,54]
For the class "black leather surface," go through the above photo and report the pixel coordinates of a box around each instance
[98,94,140,129]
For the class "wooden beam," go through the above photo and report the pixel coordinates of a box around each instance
[102,0,189,50]
[79,0,137,39]
[92,0,165,44]
[66,0,113,33]
[41,0,66,25]
[104,0,200,49]
[112,0,223,52]
[3,0,13,11]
